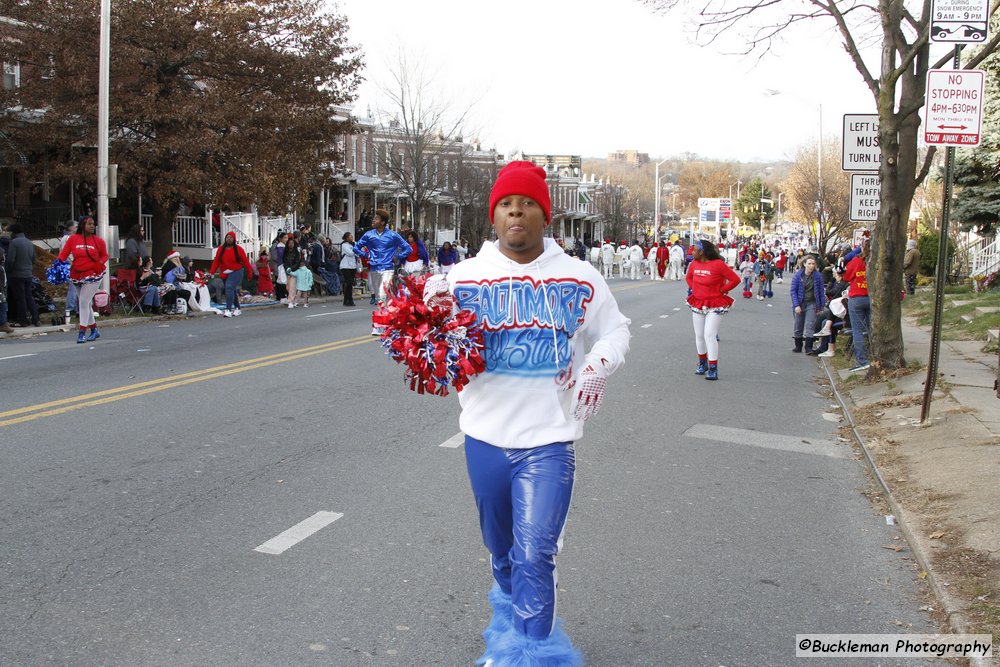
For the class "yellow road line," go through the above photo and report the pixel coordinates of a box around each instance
[1,336,377,428]
[0,334,373,419]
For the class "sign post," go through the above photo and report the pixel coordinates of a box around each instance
[921,49,984,422]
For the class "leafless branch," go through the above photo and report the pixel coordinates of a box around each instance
[915,147,938,187]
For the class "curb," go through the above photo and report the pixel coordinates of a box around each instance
[821,359,994,667]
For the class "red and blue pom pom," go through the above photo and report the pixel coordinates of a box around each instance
[373,274,486,396]
[46,259,71,285]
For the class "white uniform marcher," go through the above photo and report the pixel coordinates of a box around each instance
[668,244,684,280]
[600,242,615,279]
[628,244,644,280]
[616,245,627,278]
[647,245,659,281]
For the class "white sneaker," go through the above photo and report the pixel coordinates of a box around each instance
[776,278,783,284]
[849,363,871,372]
[817,321,832,336]
[303,303,309,308]
[232,308,241,317]
[223,309,233,318]
[818,349,835,357]
[288,303,295,309]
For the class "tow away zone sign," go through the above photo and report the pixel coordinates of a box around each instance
[924,69,984,146]
[850,174,880,222]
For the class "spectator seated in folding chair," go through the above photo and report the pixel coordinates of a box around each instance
[114,268,150,316]
[136,257,164,313]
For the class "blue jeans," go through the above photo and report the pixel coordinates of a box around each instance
[848,295,871,365]
[141,286,161,307]
[224,269,244,310]
[793,305,819,340]
[742,276,752,292]
[67,281,78,312]
[464,436,575,640]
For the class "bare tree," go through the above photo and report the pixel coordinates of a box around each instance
[452,147,500,250]
[644,0,1000,372]
[780,139,854,251]
[374,51,473,235]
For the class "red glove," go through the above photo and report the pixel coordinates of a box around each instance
[571,356,610,421]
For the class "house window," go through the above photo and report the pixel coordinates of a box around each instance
[3,63,20,90]
[362,140,368,174]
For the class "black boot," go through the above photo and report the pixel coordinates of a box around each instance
[792,337,803,353]
[804,337,815,354]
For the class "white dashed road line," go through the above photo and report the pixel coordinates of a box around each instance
[439,432,465,448]
[305,309,361,318]
[682,424,850,459]
[254,511,343,555]
[641,324,652,329]
[0,354,37,361]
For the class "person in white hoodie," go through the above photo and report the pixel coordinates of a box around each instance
[447,161,630,667]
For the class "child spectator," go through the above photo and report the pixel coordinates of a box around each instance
[256,251,274,298]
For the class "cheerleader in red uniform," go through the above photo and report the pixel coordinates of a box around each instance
[686,239,741,381]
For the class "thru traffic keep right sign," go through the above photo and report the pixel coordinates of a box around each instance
[924,69,985,146]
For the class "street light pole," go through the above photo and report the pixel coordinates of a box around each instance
[654,158,668,242]
[97,0,111,292]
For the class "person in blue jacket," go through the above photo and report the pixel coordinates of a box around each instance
[437,241,459,274]
[790,254,827,353]
[353,209,410,334]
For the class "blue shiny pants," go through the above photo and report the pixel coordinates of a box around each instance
[464,436,575,640]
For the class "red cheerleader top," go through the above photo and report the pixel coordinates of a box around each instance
[686,259,741,309]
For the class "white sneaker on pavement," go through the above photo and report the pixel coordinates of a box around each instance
[303,303,309,308]
[288,303,295,309]
[223,309,233,318]
[233,308,241,316]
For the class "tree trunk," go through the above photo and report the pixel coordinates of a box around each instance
[148,197,175,264]
[871,92,907,371]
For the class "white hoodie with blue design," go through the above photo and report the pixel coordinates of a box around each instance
[447,238,631,449]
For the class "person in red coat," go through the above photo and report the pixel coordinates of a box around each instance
[209,231,254,316]
[255,251,275,297]
[686,239,741,380]
[57,216,109,343]
[655,240,670,279]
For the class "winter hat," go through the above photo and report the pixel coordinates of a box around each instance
[488,161,551,224]
[165,251,181,261]
[907,239,917,249]
[225,230,237,242]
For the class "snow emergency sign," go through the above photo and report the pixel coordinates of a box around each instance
[850,174,880,222]
[924,69,984,146]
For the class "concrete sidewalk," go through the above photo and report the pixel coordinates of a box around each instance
[827,318,1000,656]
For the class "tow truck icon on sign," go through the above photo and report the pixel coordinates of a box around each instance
[931,23,987,41]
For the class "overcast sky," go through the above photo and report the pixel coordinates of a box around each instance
[329,0,951,163]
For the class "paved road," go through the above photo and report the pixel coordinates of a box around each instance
[0,275,944,666]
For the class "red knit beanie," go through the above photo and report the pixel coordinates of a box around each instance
[489,161,551,224]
